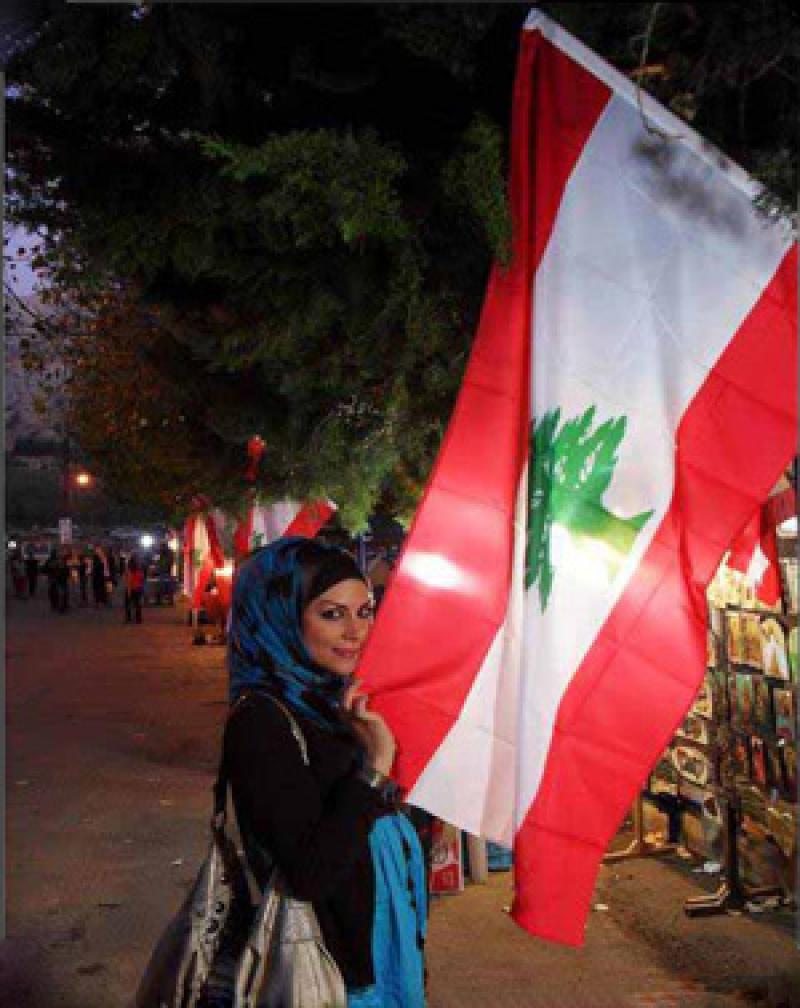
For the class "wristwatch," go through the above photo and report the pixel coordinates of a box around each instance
[358,764,401,806]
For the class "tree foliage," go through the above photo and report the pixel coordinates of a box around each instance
[6,2,796,527]
[7,2,523,527]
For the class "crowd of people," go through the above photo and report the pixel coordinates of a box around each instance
[6,541,176,624]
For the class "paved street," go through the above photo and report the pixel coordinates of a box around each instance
[2,590,799,1007]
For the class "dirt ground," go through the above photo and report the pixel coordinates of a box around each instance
[2,589,799,1007]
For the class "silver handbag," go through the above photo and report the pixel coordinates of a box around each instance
[135,695,347,1008]
[235,868,346,1008]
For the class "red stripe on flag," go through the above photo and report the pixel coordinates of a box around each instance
[205,514,225,568]
[233,506,255,560]
[283,500,335,538]
[192,555,216,609]
[359,34,611,791]
[512,244,797,946]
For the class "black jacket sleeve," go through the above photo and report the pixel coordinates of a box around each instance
[223,695,385,903]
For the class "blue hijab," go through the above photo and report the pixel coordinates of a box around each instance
[227,536,367,733]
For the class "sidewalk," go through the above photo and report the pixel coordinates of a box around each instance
[2,590,799,1007]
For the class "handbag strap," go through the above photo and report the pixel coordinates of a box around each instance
[213,691,310,826]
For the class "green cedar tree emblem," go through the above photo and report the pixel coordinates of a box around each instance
[526,406,653,610]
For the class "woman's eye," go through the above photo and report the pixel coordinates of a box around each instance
[320,608,342,620]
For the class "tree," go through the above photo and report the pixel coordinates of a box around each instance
[6,3,796,527]
[7,2,523,527]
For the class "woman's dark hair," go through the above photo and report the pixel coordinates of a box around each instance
[298,541,366,613]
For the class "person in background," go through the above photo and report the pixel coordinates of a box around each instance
[44,547,60,611]
[107,549,119,592]
[91,548,109,607]
[77,553,89,606]
[124,553,145,624]
[24,545,39,598]
[55,549,71,612]
[155,541,175,605]
[10,551,27,599]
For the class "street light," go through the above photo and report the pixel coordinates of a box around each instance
[140,533,155,549]
[75,471,91,487]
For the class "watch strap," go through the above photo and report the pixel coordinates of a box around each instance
[358,764,401,806]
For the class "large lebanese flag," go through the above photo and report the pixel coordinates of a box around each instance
[358,9,796,946]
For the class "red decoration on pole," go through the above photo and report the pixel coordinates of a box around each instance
[189,493,212,513]
[245,436,266,482]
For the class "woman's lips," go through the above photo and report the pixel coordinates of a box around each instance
[333,647,360,660]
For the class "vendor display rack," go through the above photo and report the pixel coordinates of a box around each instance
[629,516,798,917]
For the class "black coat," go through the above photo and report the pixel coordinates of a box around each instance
[222,691,389,989]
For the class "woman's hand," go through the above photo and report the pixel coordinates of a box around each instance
[343,685,397,776]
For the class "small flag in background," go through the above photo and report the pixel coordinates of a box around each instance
[358,8,796,946]
[233,499,336,559]
[183,509,225,605]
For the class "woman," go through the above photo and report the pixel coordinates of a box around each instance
[224,537,426,1007]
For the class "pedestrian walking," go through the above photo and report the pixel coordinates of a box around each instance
[9,551,27,599]
[91,550,109,607]
[155,542,175,605]
[43,547,60,611]
[24,545,39,598]
[107,549,119,592]
[124,554,145,624]
[223,537,427,1007]
[55,550,70,612]
[77,554,89,606]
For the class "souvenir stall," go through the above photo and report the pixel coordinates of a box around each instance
[462,477,798,910]
[617,477,798,917]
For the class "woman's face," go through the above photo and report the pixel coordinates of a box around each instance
[301,578,374,677]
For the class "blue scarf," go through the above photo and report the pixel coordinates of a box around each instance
[227,536,363,733]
